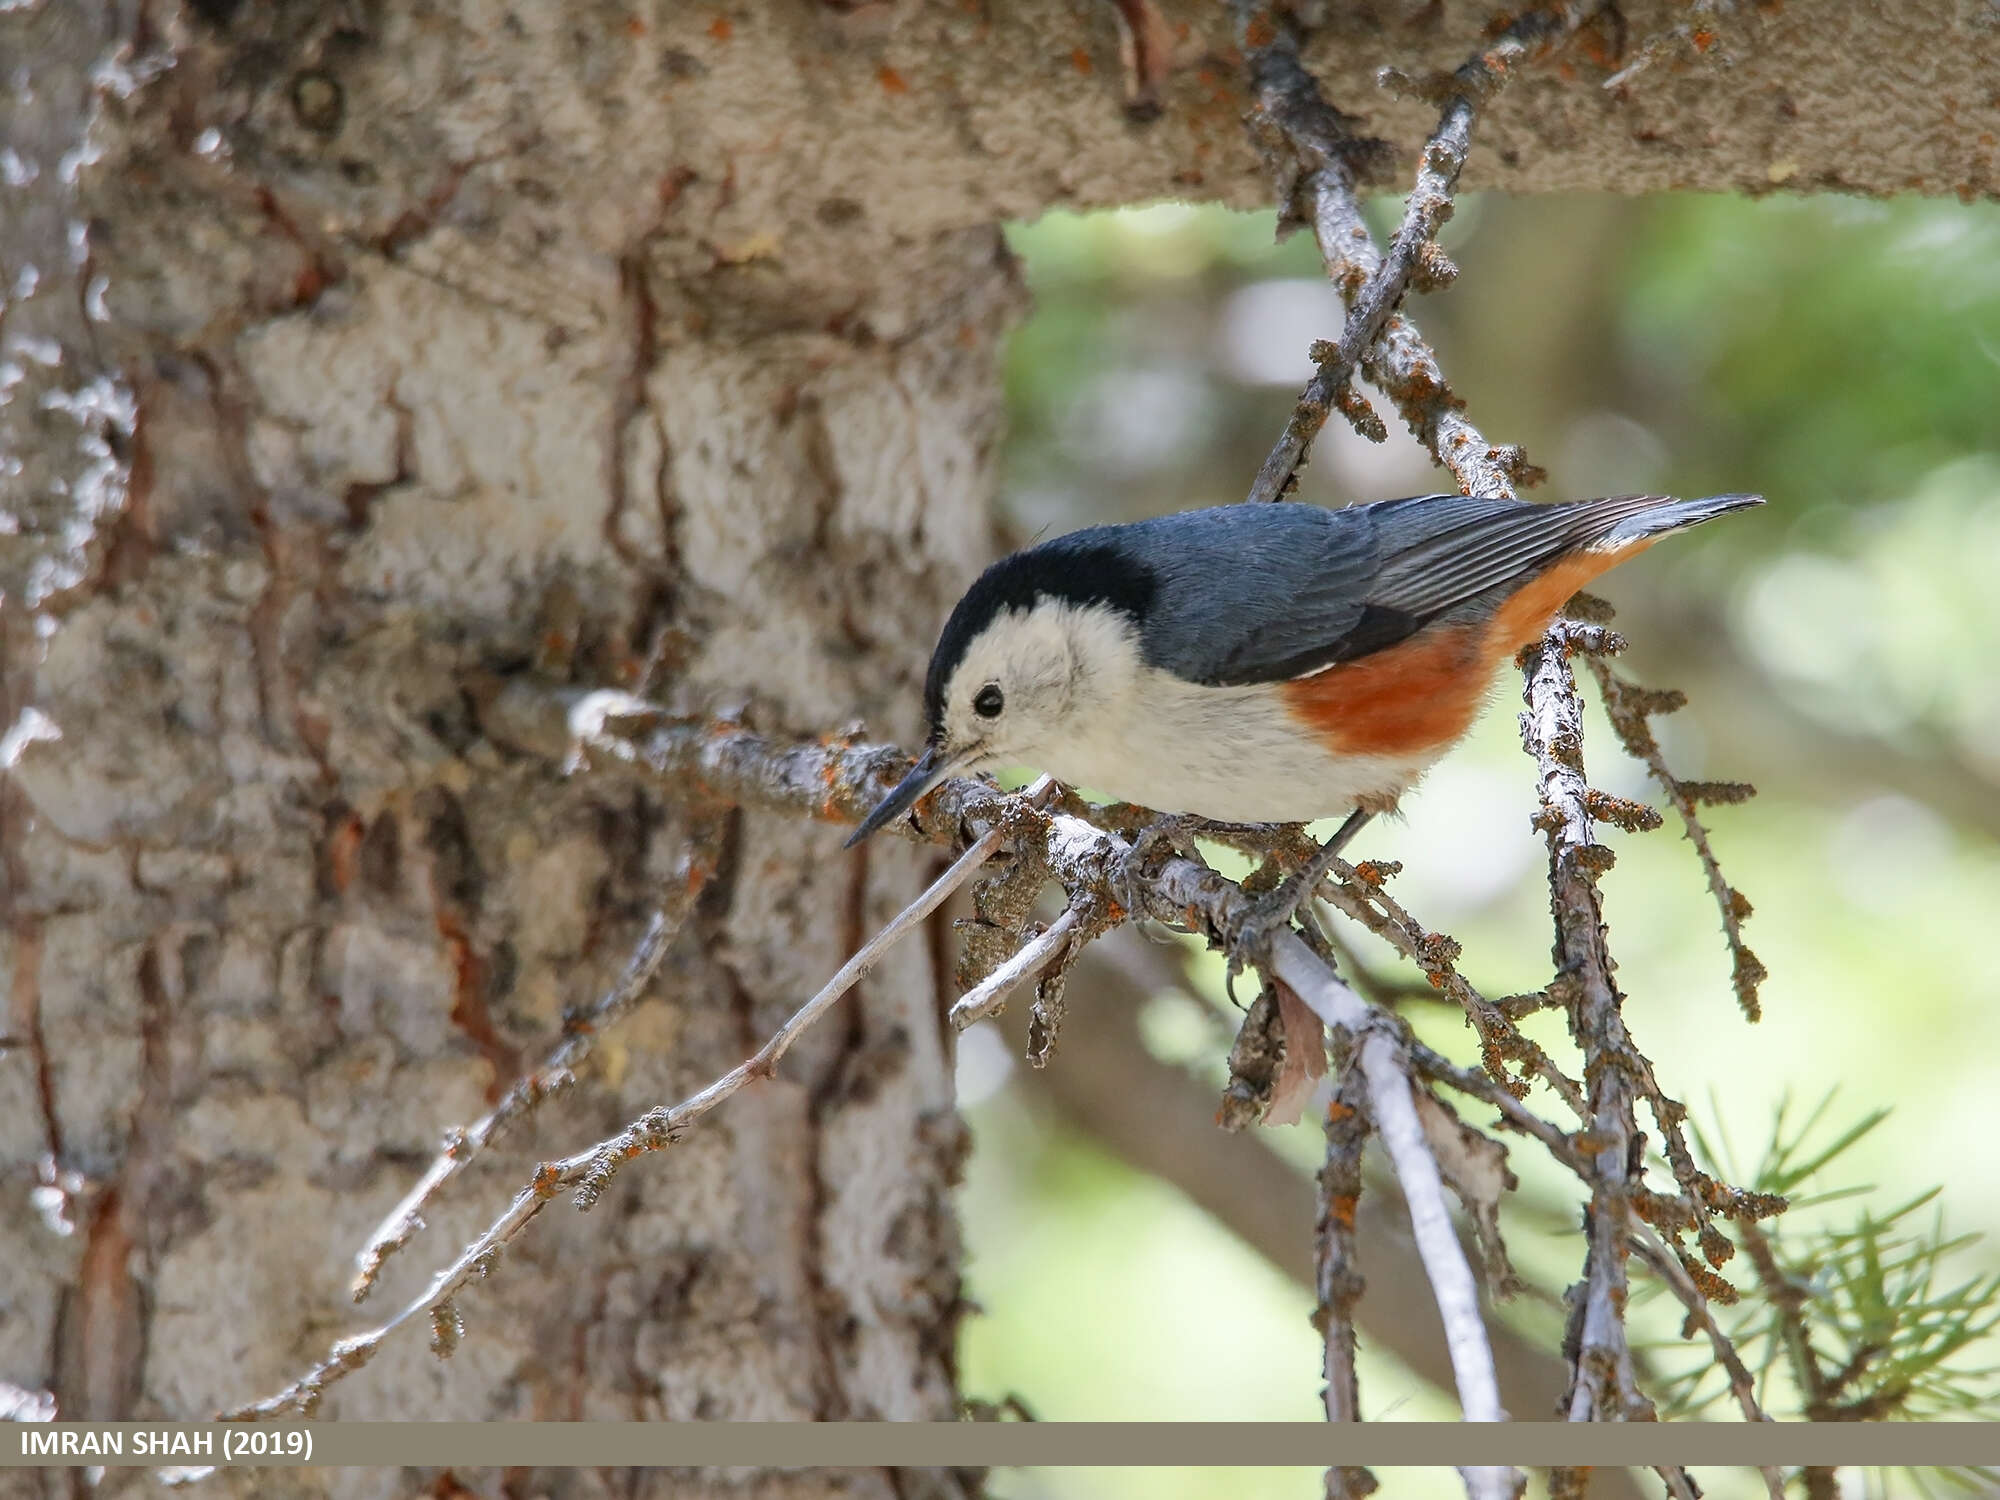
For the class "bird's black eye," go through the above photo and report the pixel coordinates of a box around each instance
[973,683,1004,719]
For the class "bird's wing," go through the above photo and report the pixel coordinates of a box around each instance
[1143,494,1673,686]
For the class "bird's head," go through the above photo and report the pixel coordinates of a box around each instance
[844,536,1156,846]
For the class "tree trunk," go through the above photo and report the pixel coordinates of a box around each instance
[3,2,1018,1488]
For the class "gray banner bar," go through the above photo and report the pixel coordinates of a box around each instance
[6,1423,2000,1467]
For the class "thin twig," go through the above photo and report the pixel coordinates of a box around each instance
[1316,862,1586,1117]
[220,820,1008,1420]
[1588,656,1765,1021]
[349,832,722,1302]
[1627,1221,1785,1500]
[1317,1062,1371,1432]
[1739,1216,1827,1414]
[1409,1041,1586,1175]
[948,904,1084,1030]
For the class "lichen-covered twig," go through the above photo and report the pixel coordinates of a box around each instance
[1316,859,1585,1116]
[1316,1061,1371,1440]
[1627,1219,1786,1500]
[1409,1040,1584,1175]
[1588,657,1766,1021]
[1271,935,1509,1442]
[1232,0,1603,503]
[1519,622,1650,1422]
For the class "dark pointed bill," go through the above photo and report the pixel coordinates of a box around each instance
[844,744,954,848]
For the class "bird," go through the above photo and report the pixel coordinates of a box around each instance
[845,490,1761,940]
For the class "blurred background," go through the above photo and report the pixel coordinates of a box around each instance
[949,191,2000,1500]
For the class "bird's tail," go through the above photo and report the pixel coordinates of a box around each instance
[1596,492,1764,549]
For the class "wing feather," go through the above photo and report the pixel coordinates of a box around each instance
[1134,494,1675,687]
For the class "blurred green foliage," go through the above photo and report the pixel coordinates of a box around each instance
[1623,197,2000,521]
[959,186,2000,1499]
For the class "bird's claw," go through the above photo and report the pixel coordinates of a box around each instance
[1115,813,1203,922]
[1216,806,1374,1003]
[1219,877,1311,1005]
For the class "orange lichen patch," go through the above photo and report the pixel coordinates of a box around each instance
[1071,46,1093,74]
[1578,15,1622,68]
[294,260,330,305]
[708,15,732,41]
[877,64,908,94]
[1692,26,1717,51]
[326,811,365,894]
[1281,623,1486,757]
[658,166,695,208]
[1483,537,1655,656]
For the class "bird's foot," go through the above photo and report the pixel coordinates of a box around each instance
[1115,813,1205,922]
[1219,808,1375,1000]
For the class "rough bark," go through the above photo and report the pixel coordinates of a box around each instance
[4,1,1019,1490]
[1,0,1993,1484]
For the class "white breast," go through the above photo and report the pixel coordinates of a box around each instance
[1027,665,1435,824]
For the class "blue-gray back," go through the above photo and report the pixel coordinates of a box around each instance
[1028,493,1743,686]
